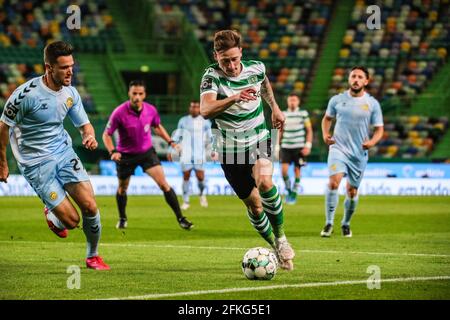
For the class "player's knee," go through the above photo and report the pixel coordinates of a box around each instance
[65,214,80,229]
[347,188,358,198]
[328,180,340,190]
[80,200,98,216]
[117,187,127,195]
[158,181,171,192]
[248,204,263,216]
[256,178,273,193]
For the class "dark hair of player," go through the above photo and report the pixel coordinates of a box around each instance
[350,65,370,79]
[44,41,73,65]
[129,80,147,90]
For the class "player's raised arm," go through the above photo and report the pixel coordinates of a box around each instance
[79,123,98,151]
[0,121,10,182]
[260,76,284,129]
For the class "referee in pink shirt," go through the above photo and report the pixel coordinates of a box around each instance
[102,80,193,230]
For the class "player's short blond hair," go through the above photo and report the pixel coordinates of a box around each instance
[213,30,241,53]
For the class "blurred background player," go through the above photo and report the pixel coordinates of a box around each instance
[168,100,213,210]
[277,93,313,205]
[0,41,109,270]
[102,80,194,230]
[200,30,295,270]
[321,66,384,238]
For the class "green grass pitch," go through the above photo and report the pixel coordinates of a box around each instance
[0,195,449,300]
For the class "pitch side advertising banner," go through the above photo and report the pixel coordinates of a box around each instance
[1,162,449,196]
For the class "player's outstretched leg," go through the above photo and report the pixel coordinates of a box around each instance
[83,211,110,270]
[65,182,110,270]
[260,186,295,270]
[246,209,275,246]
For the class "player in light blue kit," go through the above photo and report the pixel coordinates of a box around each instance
[0,41,110,270]
[320,66,384,237]
[168,101,214,210]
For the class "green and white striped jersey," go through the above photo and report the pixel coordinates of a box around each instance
[281,108,310,149]
[200,60,269,153]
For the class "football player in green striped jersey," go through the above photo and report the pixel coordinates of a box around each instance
[277,93,313,204]
[200,30,295,271]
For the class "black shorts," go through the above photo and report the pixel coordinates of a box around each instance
[280,147,305,168]
[219,140,272,199]
[116,147,161,180]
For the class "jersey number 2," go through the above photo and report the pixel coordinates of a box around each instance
[70,158,81,172]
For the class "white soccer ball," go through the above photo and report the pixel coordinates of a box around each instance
[241,247,278,280]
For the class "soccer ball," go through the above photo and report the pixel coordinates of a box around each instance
[241,247,278,280]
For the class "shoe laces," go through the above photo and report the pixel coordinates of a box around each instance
[276,240,292,256]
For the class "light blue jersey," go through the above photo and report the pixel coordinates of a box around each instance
[1,76,89,166]
[326,90,383,161]
[1,76,90,209]
[171,115,212,170]
[326,90,383,187]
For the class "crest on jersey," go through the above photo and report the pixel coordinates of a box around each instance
[49,192,58,201]
[66,97,74,108]
[248,75,258,84]
[330,164,337,172]
[360,104,369,111]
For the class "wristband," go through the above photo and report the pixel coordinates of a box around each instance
[305,142,312,149]
[109,149,118,155]
[168,140,175,146]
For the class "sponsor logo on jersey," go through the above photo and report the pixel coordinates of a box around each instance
[200,77,213,92]
[49,192,58,200]
[3,102,19,120]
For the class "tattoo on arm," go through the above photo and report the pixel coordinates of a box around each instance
[261,76,277,109]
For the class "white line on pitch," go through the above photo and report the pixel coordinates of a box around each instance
[100,275,450,300]
[99,243,450,258]
[1,240,449,258]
